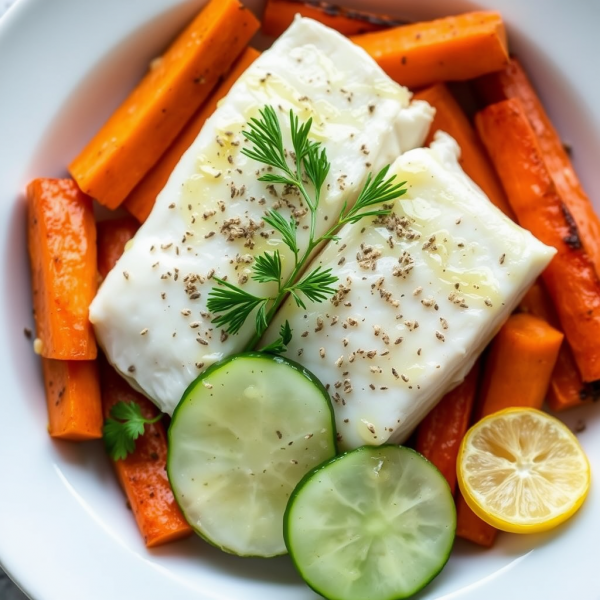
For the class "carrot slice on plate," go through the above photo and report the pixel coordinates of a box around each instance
[69,0,260,209]
[351,12,509,90]
[27,178,97,360]
[123,47,260,223]
[101,361,192,547]
[476,58,600,277]
[476,98,600,383]
[414,83,513,217]
[41,358,102,440]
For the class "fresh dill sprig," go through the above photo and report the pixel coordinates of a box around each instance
[287,266,338,310]
[206,105,406,353]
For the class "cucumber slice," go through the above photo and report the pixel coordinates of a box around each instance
[284,446,456,600]
[167,352,337,557]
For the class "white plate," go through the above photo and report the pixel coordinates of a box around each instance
[0,0,599,598]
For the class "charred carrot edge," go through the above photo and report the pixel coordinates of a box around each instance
[477,313,563,417]
[415,362,480,494]
[97,217,140,281]
[123,48,260,223]
[100,361,192,547]
[476,58,600,277]
[351,11,509,90]
[476,98,600,383]
[41,358,102,440]
[27,178,97,360]
[69,0,259,209]
[414,83,513,217]
[261,0,401,37]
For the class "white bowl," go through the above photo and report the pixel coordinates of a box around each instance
[0,1,599,599]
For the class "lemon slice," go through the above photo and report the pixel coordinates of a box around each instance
[457,407,590,533]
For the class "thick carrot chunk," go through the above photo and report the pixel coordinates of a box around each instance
[69,0,259,209]
[42,358,102,440]
[27,178,97,360]
[478,314,563,416]
[351,12,509,90]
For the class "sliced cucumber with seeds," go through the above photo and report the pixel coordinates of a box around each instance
[284,445,456,600]
[167,352,337,557]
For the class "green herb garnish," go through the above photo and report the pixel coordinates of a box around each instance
[103,401,162,461]
[207,105,407,351]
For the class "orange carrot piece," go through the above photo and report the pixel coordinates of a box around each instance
[27,178,97,360]
[261,0,400,37]
[97,217,139,280]
[478,313,563,416]
[414,84,513,217]
[69,0,259,209]
[415,363,480,494]
[41,358,102,440]
[101,361,192,547]
[124,48,260,223]
[476,58,600,277]
[476,99,600,383]
[351,12,509,90]
[456,493,497,547]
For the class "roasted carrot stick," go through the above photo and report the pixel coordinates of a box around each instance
[351,12,509,90]
[41,358,102,440]
[27,178,97,360]
[414,84,513,217]
[415,362,480,494]
[69,0,259,209]
[97,217,139,280]
[476,58,600,277]
[261,0,401,37]
[101,361,192,547]
[478,314,563,416]
[476,98,600,383]
[124,48,260,223]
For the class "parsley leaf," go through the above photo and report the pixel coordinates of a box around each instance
[103,401,162,461]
